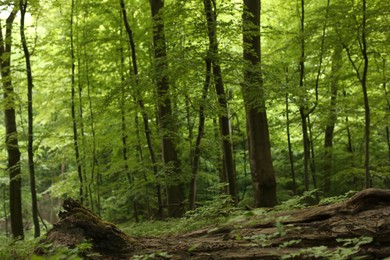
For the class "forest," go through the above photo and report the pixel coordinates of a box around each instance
[0,0,390,258]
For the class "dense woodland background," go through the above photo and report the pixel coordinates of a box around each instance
[0,0,389,240]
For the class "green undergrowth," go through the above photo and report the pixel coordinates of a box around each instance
[0,190,361,259]
[121,189,359,237]
[0,237,38,259]
[121,193,240,237]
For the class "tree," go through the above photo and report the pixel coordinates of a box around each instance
[242,0,277,207]
[203,0,238,204]
[323,43,342,194]
[188,58,211,210]
[70,0,84,203]
[19,0,40,238]
[120,0,162,218]
[149,0,185,217]
[338,0,371,188]
[0,4,24,239]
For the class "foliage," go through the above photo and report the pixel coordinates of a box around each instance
[281,236,373,259]
[122,188,238,237]
[274,189,320,211]
[0,237,37,259]
[184,184,237,220]
[319,190,358,205]
[131,251,172,260]
[0,0,389,237]
[32,241,95,260]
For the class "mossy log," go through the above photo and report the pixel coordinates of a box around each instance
[133,188,390,259]
[36,189,390,259]
[35,199,135,259]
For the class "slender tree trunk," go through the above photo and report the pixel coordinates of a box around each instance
[76,33,89,208]
[0,6,24,239]
[149,0,185,217]
[381,59,390,164]
[189,58,211,210]
[203,0,238,204]
[323,43,342,194]
[361,0,371,188]
[70,0,84,203]
[297,0,311,192]
[20,0,40,238]
[243,0,277,207]
[343,0,371,188]
[285,67,297,195]
[342,88,354,155]
[121,0,163,217]
[213,117,228,194]
[118,9,139,222]
[82,10,100,214]
[307,116,318,201]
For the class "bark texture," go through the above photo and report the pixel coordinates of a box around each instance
[204,0,238,204]
[242,0,277,207]
[149,0,185,217]
[132,188,390,259]
[20,0,40,238]
[0,5,24,239]
[35,199,135,259]
[36,189,390,259]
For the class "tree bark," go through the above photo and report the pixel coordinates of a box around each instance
[323,43,342,194]
[189,58,211,210]
[203,0,238,204]
[242,0,277,207]
[361,0,371,188]
[36,189,390,259]
[381,59,390,164]
[81,10,99,213]
[0,5,24,239]
[149,0,185,217]
[285,92,297,195]
[120,0,162,218]
[70,0,84,203]
[298,0,311,192]
[20,0,40,238]
[342,0,371,188]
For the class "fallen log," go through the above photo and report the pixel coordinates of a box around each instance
[36,188,390,259]
[35,198,135,259]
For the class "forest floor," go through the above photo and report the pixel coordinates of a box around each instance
[35,188,390,259]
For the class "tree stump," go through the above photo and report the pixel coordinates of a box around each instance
[35,198,135,259]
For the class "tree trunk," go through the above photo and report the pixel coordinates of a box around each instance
[121,0,163,218]
[203,0,238,205]
[323,43,342,195]
[70,0,84,204]
[308,116,319,201]
[0,5,24,239]
[189,59,211,210]
[361,0,371,188]
[149,0,185,217]
[285,92,297,195]
[297,0,311,192]
[81,11,99,214]
[242,0,277,207]
[20,0,40,238]
[343,0,371,188]
[382,59,390,164]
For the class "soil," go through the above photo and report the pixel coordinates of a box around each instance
[35,188,390,259]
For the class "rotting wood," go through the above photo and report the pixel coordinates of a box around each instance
[36,189,390,259]
[35,199,135,259]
